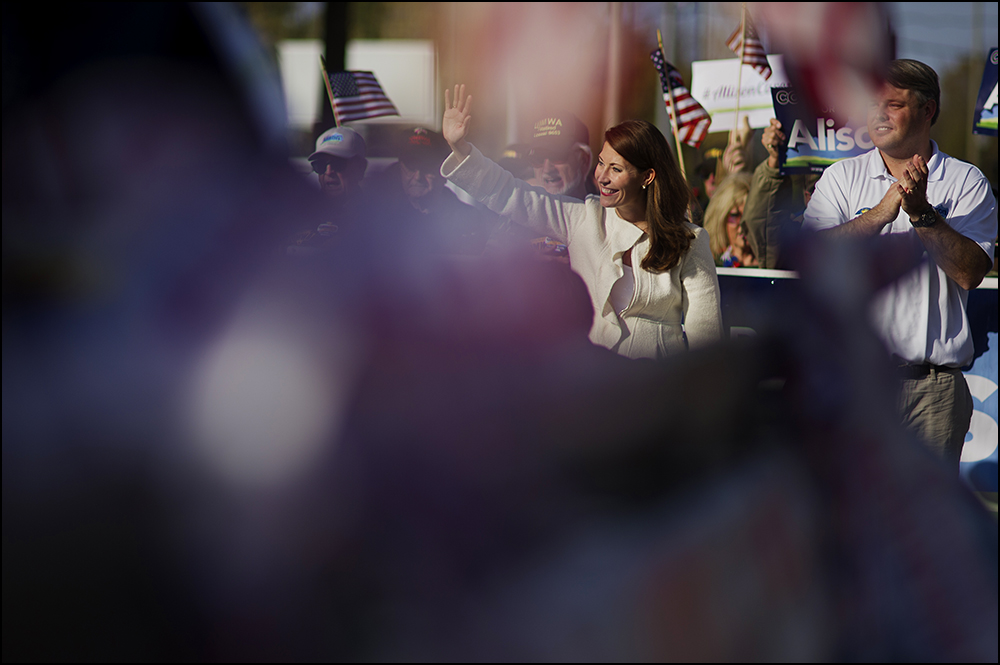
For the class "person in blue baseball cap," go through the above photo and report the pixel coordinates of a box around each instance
[288,126,371,255]
[308,126,368,201]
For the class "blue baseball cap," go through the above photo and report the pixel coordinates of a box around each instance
[309,126,367,161]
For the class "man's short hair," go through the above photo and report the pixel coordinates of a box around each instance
[886,59,940,125]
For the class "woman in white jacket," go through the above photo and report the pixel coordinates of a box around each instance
[441,85,722,360]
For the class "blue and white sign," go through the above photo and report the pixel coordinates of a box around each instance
[973,48,998,136]
[771,87,871,176]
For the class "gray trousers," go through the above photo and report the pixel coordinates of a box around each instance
[898,367,973,472]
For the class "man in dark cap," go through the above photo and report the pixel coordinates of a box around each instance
[396,127,453,213]
[526,111,596,200]
[483,112,595,260]
[371,126,497,256]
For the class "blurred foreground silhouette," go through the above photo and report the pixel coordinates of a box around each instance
[3,4,996,661]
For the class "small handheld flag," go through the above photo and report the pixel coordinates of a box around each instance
[726,14,772,81]
[323,69,399,125]
[650,48,712,149]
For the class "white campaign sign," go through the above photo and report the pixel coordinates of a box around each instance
[691,55,790,132]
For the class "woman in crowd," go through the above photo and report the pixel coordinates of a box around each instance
[703,172,756,268]
[440,85,722,360]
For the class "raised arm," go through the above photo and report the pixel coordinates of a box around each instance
[439,84,593,242]
[743,119,802,268]
[443,84,473,162]
[762,118,784,170]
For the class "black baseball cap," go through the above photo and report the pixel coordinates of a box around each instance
[397,126,451,170]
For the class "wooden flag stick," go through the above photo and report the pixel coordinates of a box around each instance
[731,3,747,151]
[319,55,342,128]
[657,30,696,221]
[657,30,688,183]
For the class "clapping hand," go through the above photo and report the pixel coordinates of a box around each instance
[443,84,473,160]
[898,154,930,216]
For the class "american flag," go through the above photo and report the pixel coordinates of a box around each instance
[726,15,772,80]
[650,49,712,149]
[327,71,399,123]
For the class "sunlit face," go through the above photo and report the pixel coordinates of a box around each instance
[399,160,443,201]
[530,146,587,197]
[867,84,933,155]
[594,143,649,210]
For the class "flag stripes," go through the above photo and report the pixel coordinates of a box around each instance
[726,16,772,81]
[650,49,712,149]
[328,71,399,123]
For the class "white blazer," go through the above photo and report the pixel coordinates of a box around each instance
[442,145,723,359]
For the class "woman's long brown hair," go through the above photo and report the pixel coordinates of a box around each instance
[604,120,694,272]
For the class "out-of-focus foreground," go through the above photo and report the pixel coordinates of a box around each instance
[3,4,997,662]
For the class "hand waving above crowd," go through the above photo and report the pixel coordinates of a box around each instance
[443,84,473,160]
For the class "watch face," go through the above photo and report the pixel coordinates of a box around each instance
[913,209,936,227]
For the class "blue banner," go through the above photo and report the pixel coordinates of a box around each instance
[973,48,998,136]
[770,87,871,176]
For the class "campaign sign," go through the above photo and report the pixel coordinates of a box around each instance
[690,55,789,132]
[771,87,871,176]
[973,48,998,136]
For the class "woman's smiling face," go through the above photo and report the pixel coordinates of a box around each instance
[594,142,649,211]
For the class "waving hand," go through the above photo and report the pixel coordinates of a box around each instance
[443,84,473,161]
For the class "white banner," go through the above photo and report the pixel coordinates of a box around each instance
[690,55,789,132]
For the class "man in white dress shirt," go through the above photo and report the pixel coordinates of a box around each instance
[803,59,997,470]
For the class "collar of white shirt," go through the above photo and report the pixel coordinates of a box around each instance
[866,139,945,183]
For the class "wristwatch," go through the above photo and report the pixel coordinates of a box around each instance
[909,206,938,228]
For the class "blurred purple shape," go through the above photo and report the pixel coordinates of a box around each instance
[3,3,995,662]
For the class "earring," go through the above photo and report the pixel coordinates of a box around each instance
[642,184,647,190]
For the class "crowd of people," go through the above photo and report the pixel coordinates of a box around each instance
[286,60,996,472]
[4,2,997,657]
